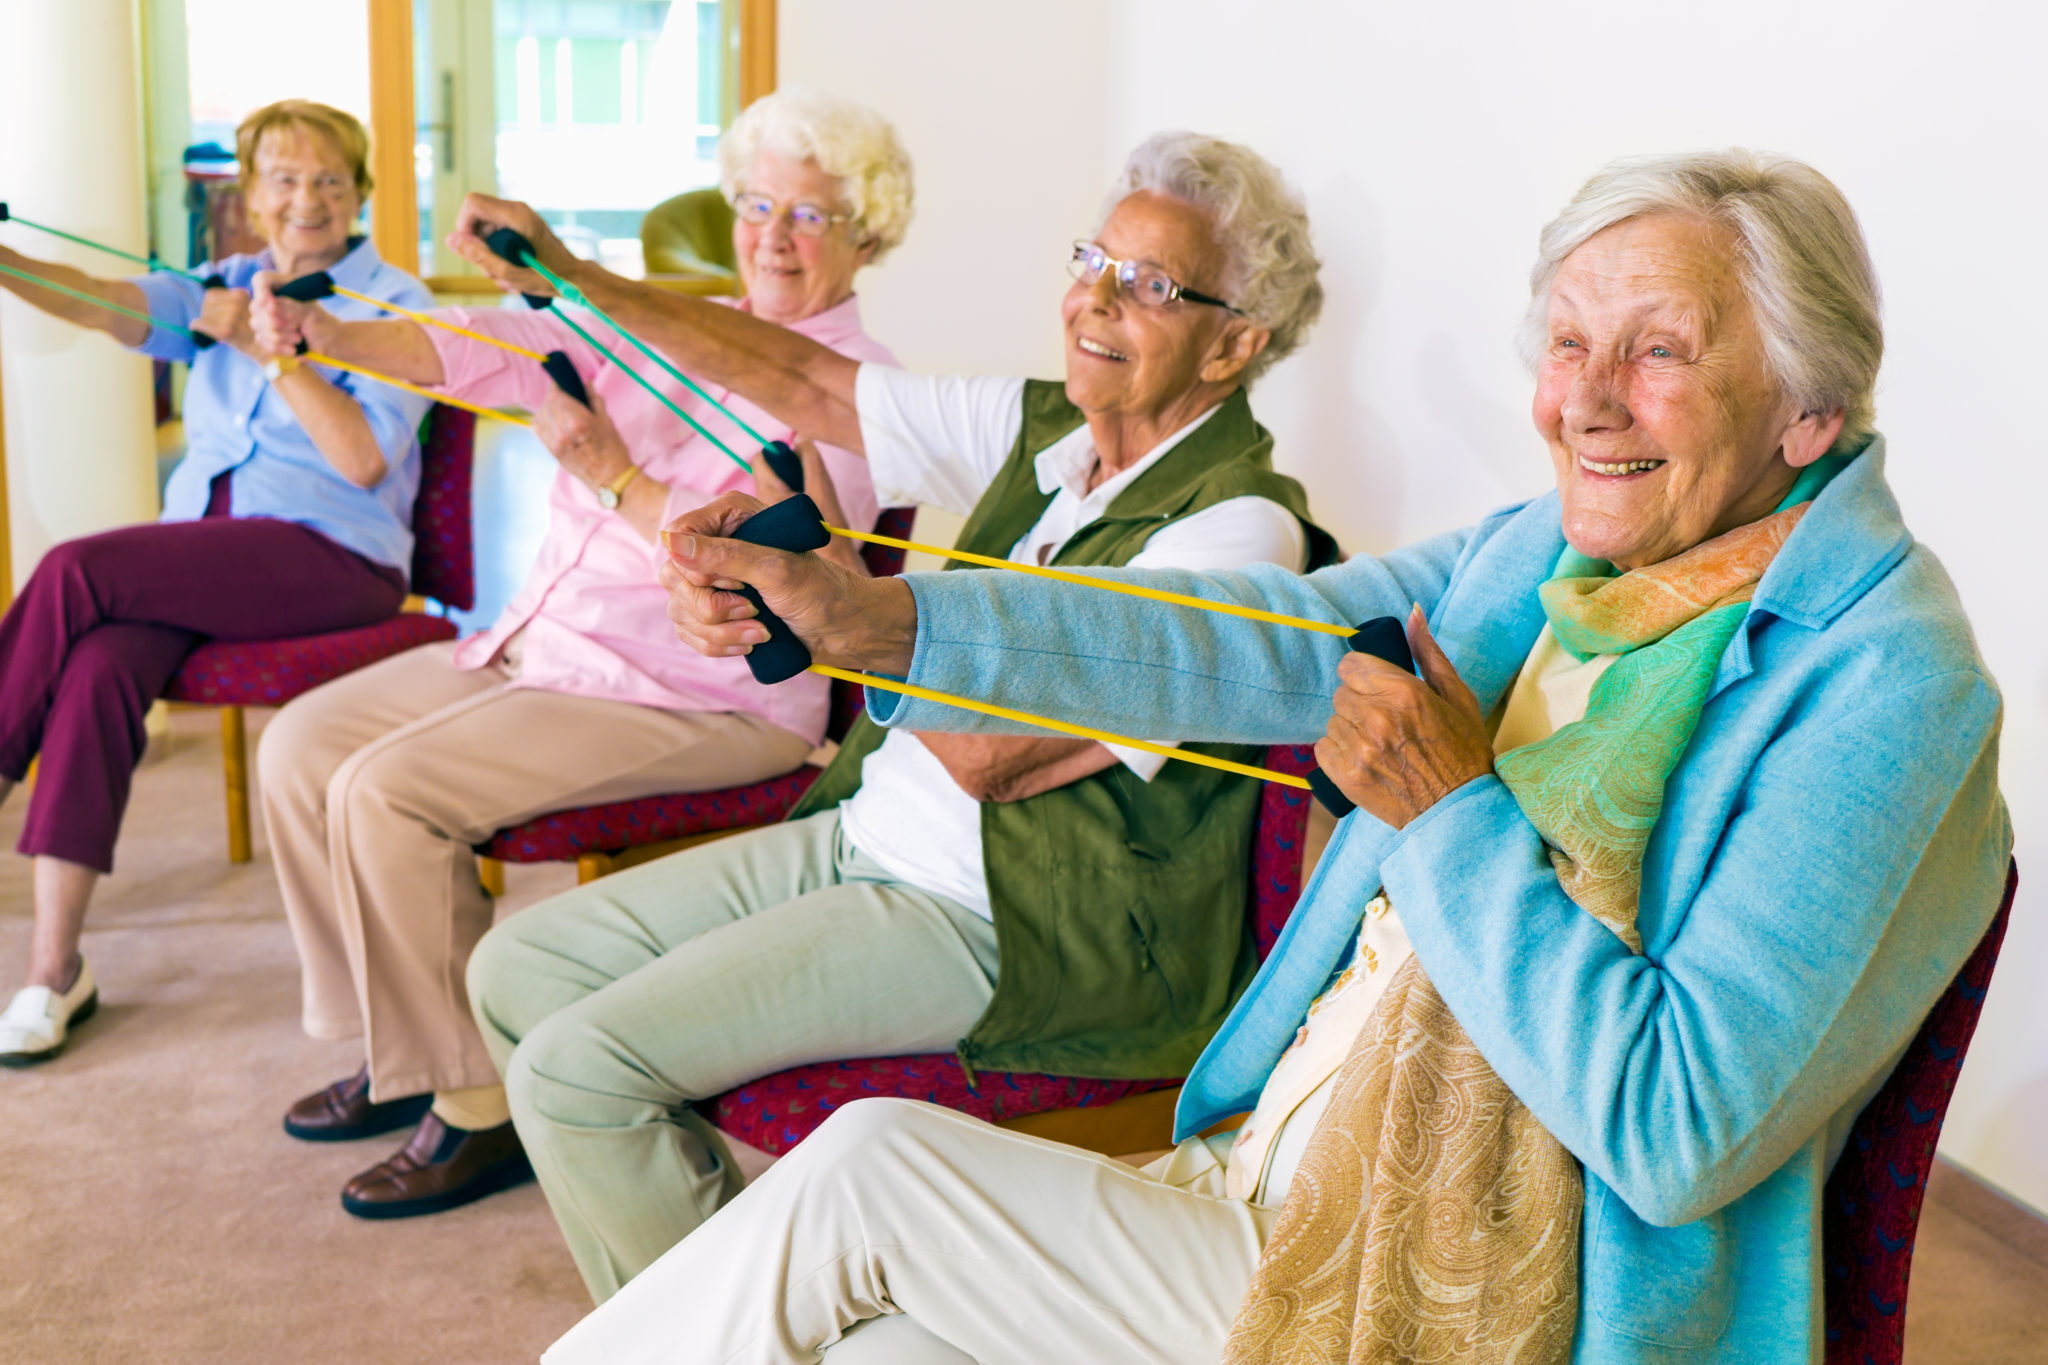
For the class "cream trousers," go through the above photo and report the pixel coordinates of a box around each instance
[257,640,813,1100]
[542,1098,1277,1365]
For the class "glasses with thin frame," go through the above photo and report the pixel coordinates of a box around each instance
[1068,240,1242,314]
[255,170,355,200]
[730,192,855,238]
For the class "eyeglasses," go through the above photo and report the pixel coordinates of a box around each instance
[729,192,854,238]
[1068,240,1242,314]
[255,170,355,200]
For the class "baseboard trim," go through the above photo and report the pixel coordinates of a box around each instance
[1928,1157,2048,1272]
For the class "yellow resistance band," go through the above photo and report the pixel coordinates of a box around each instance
[809,664,1311,790]
[303,352,531,427]
[327,284,548,363]
[821,522,1353,640]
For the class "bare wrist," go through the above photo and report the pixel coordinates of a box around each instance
[828,577,917,675]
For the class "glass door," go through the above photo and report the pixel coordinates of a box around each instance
[413,0,745,288]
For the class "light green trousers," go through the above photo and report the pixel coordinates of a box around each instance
[466,810,1000,1303]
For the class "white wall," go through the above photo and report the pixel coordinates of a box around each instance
[784,0,2048,1211]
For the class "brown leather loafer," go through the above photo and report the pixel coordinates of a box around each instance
[340,1113,532,1220]
[283,1066,433,1143]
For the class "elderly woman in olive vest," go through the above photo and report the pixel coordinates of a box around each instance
[453,132,1335,1301]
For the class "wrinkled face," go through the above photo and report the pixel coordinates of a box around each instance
[1534,213,1807,570]
[732,150,873,325]
[246,126,361,270]
[1061,190,1240,420]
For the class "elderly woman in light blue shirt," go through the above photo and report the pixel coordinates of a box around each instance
[588,150,2011,1365]
[0,100,430,1067]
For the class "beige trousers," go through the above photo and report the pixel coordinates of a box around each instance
[541,1098,1277,1365]
[258,641,813,1100]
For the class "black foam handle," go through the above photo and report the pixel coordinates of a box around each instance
[0,202,10,222]
[541,350,590,407]
[274,271,335,302]
[724,494,832,684]
[1306,616,1419,818]
[479,226,555,309]
[192,331,216,350]
[201,273,228,291]
[760,440,806,493]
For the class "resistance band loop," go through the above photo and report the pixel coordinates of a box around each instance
[0,259,193,334]
[537,302,751,471]
[301,353,528,427]
[821,522,1355,640]
[326,283,548,362]
[808,665,1311,790]
[1,210,205,282]
[523,255,774,450]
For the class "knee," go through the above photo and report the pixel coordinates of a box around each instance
[256,694,336,811]
[502,1007,629,1126]
[465,917,533,1044]
[796,1099,945,1175]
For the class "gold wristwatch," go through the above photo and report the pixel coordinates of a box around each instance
[596,463,641,510]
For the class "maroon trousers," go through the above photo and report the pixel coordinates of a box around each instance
[0,499,404,873]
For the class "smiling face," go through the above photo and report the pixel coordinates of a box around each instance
[1533,212,1842,570]
[244,125,361,276]
[1061,190,1261,429]
[732,150,874,325]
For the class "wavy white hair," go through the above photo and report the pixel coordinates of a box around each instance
[1521,149,1883,451]
[1100,132,1323,385]
[718,88,916,262]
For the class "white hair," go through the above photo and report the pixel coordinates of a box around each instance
[1101,132,1323,385]
[718,88,915,262]
[1520,149,1883,451]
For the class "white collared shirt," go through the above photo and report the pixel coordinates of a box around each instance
[837,366,1309,920]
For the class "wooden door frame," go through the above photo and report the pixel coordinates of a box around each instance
[368,0,778,285]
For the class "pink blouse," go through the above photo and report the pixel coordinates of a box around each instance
[425,294,894,745]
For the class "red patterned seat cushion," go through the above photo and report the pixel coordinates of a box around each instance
[483,765,824,862]
[411,405,477,612]
[1821,860,2017,1365]
[164,613,457,707]
[708,744,1322,1155]
[709,1058,1181,1157]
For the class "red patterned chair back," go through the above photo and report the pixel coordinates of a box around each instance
[826,506,917,742]
[409,405,477,612]
[1822,859,2018,1364]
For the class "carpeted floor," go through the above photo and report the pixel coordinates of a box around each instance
[3,708,2045,1363]
[0,708,589,1363]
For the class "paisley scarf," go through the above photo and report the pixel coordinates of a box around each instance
[1221,499,1813,1365]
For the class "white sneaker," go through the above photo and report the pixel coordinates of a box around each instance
[0,959,99,1067]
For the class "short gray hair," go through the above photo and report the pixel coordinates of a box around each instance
[1521,149,1883,451]
[718,88,916,262]
[1101,132,1323,385]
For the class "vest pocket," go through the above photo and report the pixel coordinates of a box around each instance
[1587,1180,1735,1348]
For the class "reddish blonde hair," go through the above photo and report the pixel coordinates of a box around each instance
[236,99,374,200]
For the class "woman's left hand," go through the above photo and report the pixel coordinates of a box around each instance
[1315,605,1496,828]
[194,286,261,357]
[532,388,633,489]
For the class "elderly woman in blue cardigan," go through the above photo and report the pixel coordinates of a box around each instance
[566,149,2009,1365]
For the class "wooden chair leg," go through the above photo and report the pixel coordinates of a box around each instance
[478,855,506,897]
[221,705,252,864]
[576,851,615,884]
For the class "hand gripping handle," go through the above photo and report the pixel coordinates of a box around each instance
[759,439,806,493]
[273,272,335,303]
[481,226,557,311]
[541,350,591,406]
[1305,616,1417,818]
[723,494,833,684]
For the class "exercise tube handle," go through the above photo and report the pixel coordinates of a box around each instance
[273,271,335,303]
[541,350,591,407]
[0,202,9,222]
[201,274,228,291]
[1305,616,1419,819]
[760,439,806,494]
[723,494,832,685]
[479,225,556,310]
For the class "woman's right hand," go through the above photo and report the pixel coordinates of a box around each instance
[249,273,331,356]
[658,493,917,673]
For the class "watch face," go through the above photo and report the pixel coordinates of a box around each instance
[596,485,619,510]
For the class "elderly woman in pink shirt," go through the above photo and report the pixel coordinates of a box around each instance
[246,88,911,1221]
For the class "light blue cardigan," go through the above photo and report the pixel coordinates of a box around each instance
[869,438,2011,1363]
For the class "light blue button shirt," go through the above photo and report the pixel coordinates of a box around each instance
[871,438,2012,1362]
[133,236,434,575]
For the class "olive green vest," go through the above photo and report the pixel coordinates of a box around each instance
[791,380,1336,1079]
